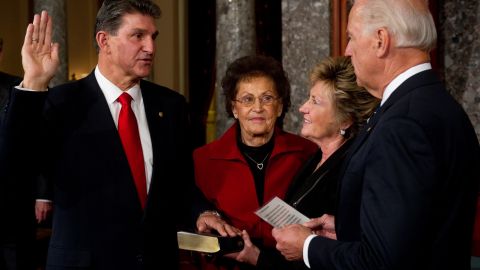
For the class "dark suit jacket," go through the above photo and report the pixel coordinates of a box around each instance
[0,71,21,110]
[0,72,193,269]
[0,71,40,270]
[308,70,480,270]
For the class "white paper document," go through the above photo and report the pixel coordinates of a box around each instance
[255,196,310,228]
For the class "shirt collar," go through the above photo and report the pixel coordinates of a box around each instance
[381,63,432,106]
[94,66,141,104]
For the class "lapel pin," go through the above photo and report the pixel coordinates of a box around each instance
[367,127,372,132]
[158,112,164,117]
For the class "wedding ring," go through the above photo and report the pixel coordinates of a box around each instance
[32,39,38,42]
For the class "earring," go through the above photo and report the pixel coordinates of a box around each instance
[340,129,346,136]
[233,114,238,119]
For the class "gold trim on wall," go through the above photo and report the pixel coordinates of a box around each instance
[206,94,216,143]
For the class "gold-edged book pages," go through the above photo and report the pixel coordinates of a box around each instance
[177,231,244,254]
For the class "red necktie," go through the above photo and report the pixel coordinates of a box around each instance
[117,93,147,209]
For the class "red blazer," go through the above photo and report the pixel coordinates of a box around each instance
[194,123,317,247]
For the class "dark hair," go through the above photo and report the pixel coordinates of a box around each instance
[310,56,379,139]
[221,55,291,119]
[94,0,161,51]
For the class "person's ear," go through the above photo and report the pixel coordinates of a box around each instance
[341,119,353,131]
[96,31,109,52]
[277,102,283,117]
[232,102,238,119]
[375,27,390,57]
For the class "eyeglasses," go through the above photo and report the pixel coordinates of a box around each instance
[233,94,279,107]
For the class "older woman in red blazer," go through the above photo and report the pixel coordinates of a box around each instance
[193,55,316,270]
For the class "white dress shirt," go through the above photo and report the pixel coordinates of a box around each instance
[94,66,153,192]
[381,63,432,106]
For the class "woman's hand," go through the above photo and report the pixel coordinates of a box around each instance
[224,230,260,266]
[196,211,241,237]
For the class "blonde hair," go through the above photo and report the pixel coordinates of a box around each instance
[310,57,379,139]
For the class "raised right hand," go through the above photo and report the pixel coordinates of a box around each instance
[22,10,59,90]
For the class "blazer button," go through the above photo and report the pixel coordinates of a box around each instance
[136,254,144,264]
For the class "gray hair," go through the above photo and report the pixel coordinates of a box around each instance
[354,0,437,52]
[94,0,161,51]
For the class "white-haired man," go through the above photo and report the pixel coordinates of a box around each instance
[272,0,480,269]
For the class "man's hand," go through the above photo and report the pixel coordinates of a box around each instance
[272,224,311,261]
[304,214,336,240]
[22,10,59,90]
[35,200,53,223]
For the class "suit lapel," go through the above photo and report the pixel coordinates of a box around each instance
[337,69,440,192]
[139,84,168,199]
[347,106,380,160]
[81,72,144,212]
[350,69,439,161]
[80,73,118,135]
[80,74,128,162]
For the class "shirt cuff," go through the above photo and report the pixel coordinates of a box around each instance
[16,81,48,92]
[303,234,317,268]
[36,199,52,203]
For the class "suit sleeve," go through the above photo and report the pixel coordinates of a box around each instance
[309,117,437,269]
[0,88,48,237]
[36,174,53,200]
[1,88,47,179]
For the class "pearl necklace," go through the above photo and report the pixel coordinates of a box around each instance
[243,152,270,170]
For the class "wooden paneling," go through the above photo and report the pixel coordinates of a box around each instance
[331,0,348,57]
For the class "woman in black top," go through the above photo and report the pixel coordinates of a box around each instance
[231,56,379,269]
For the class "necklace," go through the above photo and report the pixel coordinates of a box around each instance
[243,152,270,170]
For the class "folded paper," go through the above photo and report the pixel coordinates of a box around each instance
[255,196,310,227]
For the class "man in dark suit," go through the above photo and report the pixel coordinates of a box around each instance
[272,0,480,269]
[0,37,28,270]
[0,38,22,112]
[1,37,53,270]
[0,0,193,269]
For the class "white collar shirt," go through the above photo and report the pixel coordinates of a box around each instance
[95,66,153,192]
[381,63,432,106]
